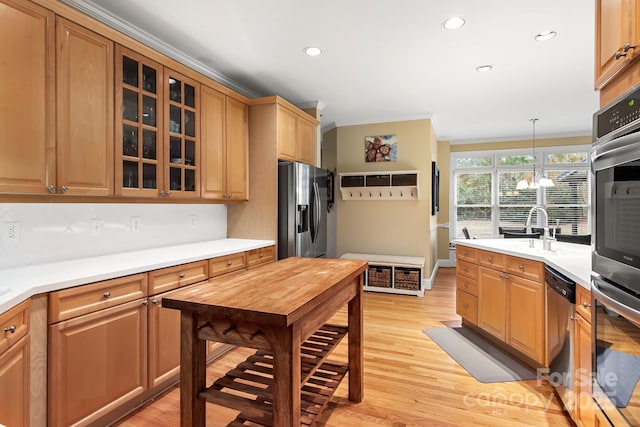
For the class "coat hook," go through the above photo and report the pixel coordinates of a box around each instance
[349,191,352,197]
[250,329,263,339]
[369,191,372,197]
[222,325,236,335]
[400,191,403,197]
[410,191,414,197]
[379,191,382,197]
[359,191,362,197]
[390,191,393,197]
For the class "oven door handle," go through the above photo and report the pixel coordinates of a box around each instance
[592,276,640,327]
[592,131,640,170]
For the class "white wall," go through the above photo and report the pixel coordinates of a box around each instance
[0,203,227,269]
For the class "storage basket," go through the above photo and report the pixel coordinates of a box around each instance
[394,267,420,291]
[367,265,392,288]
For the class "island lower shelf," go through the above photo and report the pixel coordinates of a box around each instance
[200,323,349,427]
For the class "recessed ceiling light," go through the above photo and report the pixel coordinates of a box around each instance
[443,16,465,30]
[476,65,494,72]
[303,46,322,56]
[534,31,557,41]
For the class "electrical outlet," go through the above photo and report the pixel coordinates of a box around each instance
[4,223,20,243]
[189,215,196,228]
[90,218,102,236]
[130,217,140,232]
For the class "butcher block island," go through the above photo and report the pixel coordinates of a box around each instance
[163,257,368,427]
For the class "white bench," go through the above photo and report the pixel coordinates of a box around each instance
[340,253,425,297]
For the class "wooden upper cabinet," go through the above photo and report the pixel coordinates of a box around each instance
[164,69,200,198]
[0,0,55,194]
[115,46,165,197]
[56,18,114,196]
[277,105,297,161]
[297,115,317,166]
[201,86,248,201]
[595,0,640,89]
[276,103,318,165]
[225,97,249,200]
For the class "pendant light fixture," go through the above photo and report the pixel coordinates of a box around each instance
[516,118,554,190]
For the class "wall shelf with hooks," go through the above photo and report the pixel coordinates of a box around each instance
[339,170,420,200]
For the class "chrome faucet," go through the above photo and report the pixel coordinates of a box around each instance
[525,206,555,250]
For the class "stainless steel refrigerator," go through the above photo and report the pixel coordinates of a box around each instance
[278,161,328,259]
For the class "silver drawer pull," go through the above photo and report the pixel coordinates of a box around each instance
[582,302,592,308]
[463,267,468,272]
[487,256,493,263]
[103,291,111,298]
[519,264,525,270]
[259,253,264,258]
[4,325,16,333]
[227,261,233,267]
[463,282,468,287]
[463,304,469,309]
[463,250,468,256]
[152,299,159,305]
[179,273,185,279]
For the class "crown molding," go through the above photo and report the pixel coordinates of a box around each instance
[59,0,262,99]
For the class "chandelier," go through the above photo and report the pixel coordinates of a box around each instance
[516,118,554,189]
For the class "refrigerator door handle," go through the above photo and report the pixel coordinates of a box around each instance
[312,181,321,243]
[309,184,316,242]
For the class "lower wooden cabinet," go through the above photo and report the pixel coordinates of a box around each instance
[48,299,148,427]
[477,266,507,341]
[507,274,545,363]
[247,245,275,268]
[0,334,29,427]
[459,244,547,366]
[147,289,181,389]
[574,284,596,427]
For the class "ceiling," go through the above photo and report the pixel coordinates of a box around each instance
[72,0,599,144]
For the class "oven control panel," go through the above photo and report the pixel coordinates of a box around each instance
[595,84,640,141]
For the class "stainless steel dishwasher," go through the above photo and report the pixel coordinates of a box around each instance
[545,265,577,417]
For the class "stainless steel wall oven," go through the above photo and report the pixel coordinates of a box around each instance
[592,83,640,426]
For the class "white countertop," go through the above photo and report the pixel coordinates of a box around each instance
[453,238,592,288]
[0,238,274,314]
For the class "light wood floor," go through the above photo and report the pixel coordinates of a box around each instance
[116,267,573,427]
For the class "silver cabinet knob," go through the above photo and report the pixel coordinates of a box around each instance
[487,256,493,263]
[103,291,111,298]
[47,185,56,193]
[227,261,233,267]
[60,185,68,193]
[142,300,149,306]
[582,302,592,308]
[179,273,185,279]
[152,299,159,305]
[519,264,525,270]
[3,325,16,333]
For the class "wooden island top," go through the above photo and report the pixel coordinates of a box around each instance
[163,256,368,427]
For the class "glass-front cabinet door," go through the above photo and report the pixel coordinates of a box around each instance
[115,46,163,196]
[165,69,200,198]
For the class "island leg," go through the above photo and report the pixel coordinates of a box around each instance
[348,274,364,402]
[179,311,207,427]
[271,324,301,427]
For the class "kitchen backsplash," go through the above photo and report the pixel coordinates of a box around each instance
[0,203,227,269]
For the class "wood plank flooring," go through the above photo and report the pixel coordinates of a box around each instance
[115,267,573,427]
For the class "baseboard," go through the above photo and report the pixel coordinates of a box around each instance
[423,258,456,291]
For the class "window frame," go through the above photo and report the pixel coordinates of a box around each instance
[450,145,591,240]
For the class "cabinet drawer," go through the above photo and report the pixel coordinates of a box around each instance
[457,260,479,280]
[575,285,592,323]
[456,289,478,324]
[456,275,479,297]
[49,273,147,324]
[456,245,478,263]
[0,299,30,354]
[506,256,544,282]
[247,245,275,267]
[478,250,506,271]
[148,260,208,295]
[209,253,246,278]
